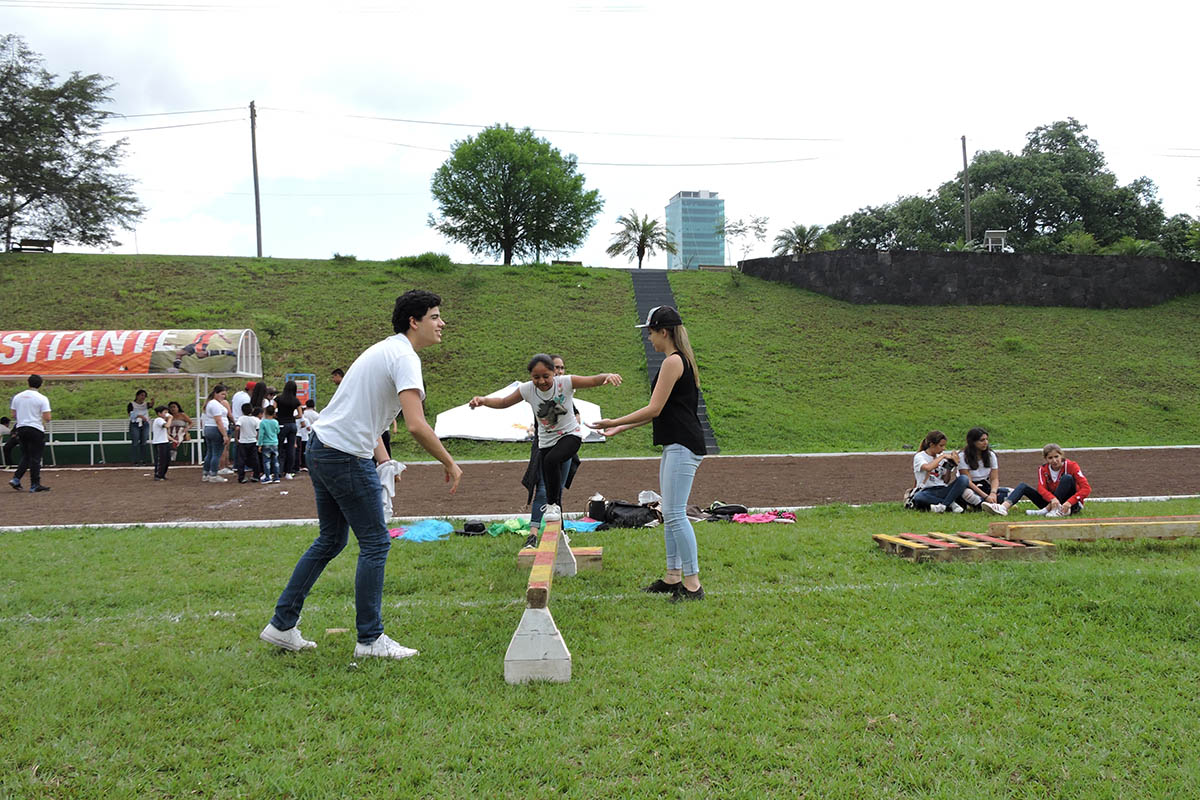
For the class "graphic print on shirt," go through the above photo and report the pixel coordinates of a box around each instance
[536,396,568,427]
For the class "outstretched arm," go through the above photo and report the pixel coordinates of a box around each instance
[570,372,623,390]
[589,355,682,430]
[468,388,522,410]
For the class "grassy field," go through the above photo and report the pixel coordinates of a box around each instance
[2,253,1199,457]
[3,499,1200,798]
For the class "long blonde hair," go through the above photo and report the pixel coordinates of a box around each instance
[657,324,700,388]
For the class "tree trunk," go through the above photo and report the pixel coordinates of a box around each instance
[503,245,513,266]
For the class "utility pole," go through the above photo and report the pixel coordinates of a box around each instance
[961,135,972,243]
[250,100,263,257]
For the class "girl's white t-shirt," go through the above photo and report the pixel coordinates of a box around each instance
[518,375,580,448]
[151,417,169,444]
[913,450,947,489]
[958,449,998,482]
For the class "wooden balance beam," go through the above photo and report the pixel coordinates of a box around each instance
[988,514,1200,542]
[505,519,602,684]
[517,545,603,571]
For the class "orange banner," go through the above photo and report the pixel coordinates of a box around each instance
[0,330,244,377]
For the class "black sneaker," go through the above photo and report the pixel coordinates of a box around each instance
[669,585,705,602]
[9,478,20,491]
[29,484,51,493]
[642,578,683,595]
[521,533,538,549]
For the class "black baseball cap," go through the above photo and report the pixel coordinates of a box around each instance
[635,305,683,328]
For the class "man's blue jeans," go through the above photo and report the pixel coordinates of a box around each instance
[270,434,391,644]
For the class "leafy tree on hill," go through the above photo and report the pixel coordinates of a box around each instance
[827,119,1175,256]
[0,34,144,250]
[428,125,603,265]
[605,209,676,269]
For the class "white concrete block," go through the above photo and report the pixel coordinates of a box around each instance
[504,607,571,684]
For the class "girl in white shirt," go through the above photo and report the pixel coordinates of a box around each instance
[957,427,1009,509]
[909,430,971,513]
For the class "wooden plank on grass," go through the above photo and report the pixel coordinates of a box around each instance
[925,532,989,547]
[518,546,603,570]
[956,531,1026,547]
[525,522,562,609]
[988,519,1200,542]
[900,533,960,548]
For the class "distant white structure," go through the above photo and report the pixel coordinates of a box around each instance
[984,230,1009,252]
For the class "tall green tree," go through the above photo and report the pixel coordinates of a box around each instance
[0,34,144,249]
[605,209,675,269]
[715,214,769,264]
[428,125,603,265]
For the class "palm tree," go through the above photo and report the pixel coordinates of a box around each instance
[772,224,825,257]
[606,210,676,269]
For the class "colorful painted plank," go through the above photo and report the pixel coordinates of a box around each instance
[518,546,603,570]
[955,531,1026,547]
[525,522,562,609]
[900,532,961,548]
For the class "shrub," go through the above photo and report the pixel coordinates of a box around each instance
[386,252,453,272]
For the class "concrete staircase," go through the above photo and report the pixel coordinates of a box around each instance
[628,270,720,454]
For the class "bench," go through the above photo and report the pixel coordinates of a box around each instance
[10,238,54,253]
[40,418,202,466]
[504,519,603,684]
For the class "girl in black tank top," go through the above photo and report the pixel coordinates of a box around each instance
[590,306,707,601]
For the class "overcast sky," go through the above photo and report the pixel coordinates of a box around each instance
[5,0,1198,268]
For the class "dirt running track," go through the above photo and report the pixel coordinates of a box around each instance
[3,448,1198,528]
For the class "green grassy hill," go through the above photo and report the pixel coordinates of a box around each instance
[3,253,1198,458]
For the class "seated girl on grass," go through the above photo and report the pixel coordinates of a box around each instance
[982,443,1091,517]
[910,430,970,513]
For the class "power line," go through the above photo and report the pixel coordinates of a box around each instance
[97,118,244,134]
[579,156,819,167]
[260,106,836,143]
[112,106,244,118]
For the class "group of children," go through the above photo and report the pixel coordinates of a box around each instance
[232,399,319,484]
[911,427,1091,518]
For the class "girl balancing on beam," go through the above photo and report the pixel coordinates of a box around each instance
[469,354,622,527]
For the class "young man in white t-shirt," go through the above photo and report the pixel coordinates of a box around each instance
[9,374,52,493]
[261,290,463,661]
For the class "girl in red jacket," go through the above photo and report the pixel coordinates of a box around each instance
[983,443,1091,517]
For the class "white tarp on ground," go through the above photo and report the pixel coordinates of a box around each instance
[434,381,606,443]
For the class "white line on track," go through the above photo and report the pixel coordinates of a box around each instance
[2,494,1197,534]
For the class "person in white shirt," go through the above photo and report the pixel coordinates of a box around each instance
[151,406,173,480]
[296,398,319,471]
[229,382,254,474]
[261,290,462,662]
[957,427,1009,509]
[9,374,52,493]
[909,430,970,513]
[236,403,263,484]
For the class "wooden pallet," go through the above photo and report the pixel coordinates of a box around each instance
[873,531,1056,562]
[987,514,1200,543]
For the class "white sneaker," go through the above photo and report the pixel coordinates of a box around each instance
[218,467,235,475]
[1026,508,1049,516]
[285,473,295,480]
[542,503,561,522]
[949,502,964,513]
[982,502,1008,516]
[209,474,228,483]
[260,622,316,651]
[929,503,947,513]
[201,474,210,483]
[1047,505,1072,518]
[354,633,418,660]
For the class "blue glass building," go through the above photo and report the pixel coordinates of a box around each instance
[664,190,725,270]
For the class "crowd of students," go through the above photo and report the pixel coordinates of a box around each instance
[910,427,1091,518]
[195,381,321,484]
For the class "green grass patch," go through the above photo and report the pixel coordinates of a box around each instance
[2,499,1199,797]
[2,254,1198,457]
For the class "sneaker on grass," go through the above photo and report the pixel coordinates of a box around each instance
[1026,507,1049,516]
[929,503,947,513]
[949,502,964,513]
[354,633,417,660]
[982,502,1008,516]
[260,622,316,651]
